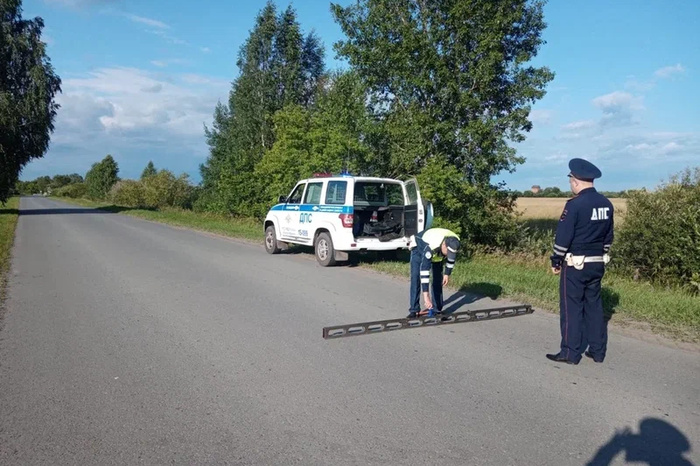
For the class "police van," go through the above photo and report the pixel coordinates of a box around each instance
[263,171,433,266]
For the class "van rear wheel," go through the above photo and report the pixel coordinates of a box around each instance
[314,232,336,267]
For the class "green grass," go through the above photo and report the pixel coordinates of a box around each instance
[51,196,700,343]
[49,197,261,240]
[360,252,700,343]
[1,197,20,307]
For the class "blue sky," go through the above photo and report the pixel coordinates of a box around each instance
[19,0,700,192]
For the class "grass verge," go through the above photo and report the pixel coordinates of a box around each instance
[360,252,700,343]
[1,197,20,307]
[51,196,700,343]
[49,197,261,241]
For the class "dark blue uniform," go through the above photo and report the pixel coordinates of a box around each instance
[548,159,614,365]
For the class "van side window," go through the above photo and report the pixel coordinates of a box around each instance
[304,182,323,205]
[325,181,347,205]
[288,183,305,204]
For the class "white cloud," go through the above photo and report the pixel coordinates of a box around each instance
[201,47,211,54]
[592,91,643,111]
[31,67,231,180]
[126,14,169,29]
[562,120,595,131]
[147,29,187,45]
[654,64,685,79]
[624,143,651,152]
[660,142,683,154]
[528,109,553,125]
[592,91,644,128]
[60,67,228,136]
[625,64,686,91]
[150,58,191,68]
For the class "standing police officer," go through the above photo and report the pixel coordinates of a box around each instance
[547,158,614,365]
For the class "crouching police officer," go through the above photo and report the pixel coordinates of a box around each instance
[547,158,614,365]
[407,228,461,318]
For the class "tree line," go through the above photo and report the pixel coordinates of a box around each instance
[512,187,631,198]
[194,0,556,248]
[3,0,555,247]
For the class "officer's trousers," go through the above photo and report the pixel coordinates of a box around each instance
[559,262,606,363]
[409,249,445,312]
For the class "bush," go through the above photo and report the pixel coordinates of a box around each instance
[614,167,700,292]
[108,180,145,207]
[416,155,521,251]
[54,183,87,198]
[142,170,194,209]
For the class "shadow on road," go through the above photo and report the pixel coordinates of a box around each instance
[438,284,503,314]
[16,206,152,216]
[587,418,694,466]
[1,208,20,216]
[602,286,620,323]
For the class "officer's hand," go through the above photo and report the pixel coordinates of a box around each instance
[442,275,449,286]
[551,267,561,275]
[423,293,433,310]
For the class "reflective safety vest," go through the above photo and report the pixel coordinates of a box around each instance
[417,228,460,263]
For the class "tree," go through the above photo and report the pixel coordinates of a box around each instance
[199,2,325,215]
[330,0,554,244]
[331,0,554,183]
[252,71,373,218]
[85,154,119,200]
[141,161,157,180]
[0,0,62,204]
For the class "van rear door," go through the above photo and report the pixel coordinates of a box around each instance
[403,178,425,236]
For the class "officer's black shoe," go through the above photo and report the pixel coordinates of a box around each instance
[584,351,604,363]
[546,353,579,365]
[406,311,418,319]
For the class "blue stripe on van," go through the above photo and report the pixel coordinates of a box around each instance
[269,204,353,214]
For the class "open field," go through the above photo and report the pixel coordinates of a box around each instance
[516,197,628,220]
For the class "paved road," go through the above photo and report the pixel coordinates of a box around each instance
[1,196,698,465]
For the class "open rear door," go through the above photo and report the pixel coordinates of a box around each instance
[403,178,425,237]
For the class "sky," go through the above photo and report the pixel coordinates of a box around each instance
[17,0,700,192]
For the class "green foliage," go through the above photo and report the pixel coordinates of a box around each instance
[615,167,700,292]
[108,180,145,207]
[54,182,87,198]
[85,154,119,200]
[0,0,62,204]
[329,0,554,245]
[141,170,194,209]
[198,2,325,215]
[141,161,157,180]
[331,0,554,184]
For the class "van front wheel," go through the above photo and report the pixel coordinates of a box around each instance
[265,225,281,254]
[314,232,336,267]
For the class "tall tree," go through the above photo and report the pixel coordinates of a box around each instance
[141,160,157,180]
[331,0,554,243]
[0,0,62,204]
[85,154,119,200]
[199,2,325,215]
[331,0,554,185]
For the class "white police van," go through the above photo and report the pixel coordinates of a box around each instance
[263,171,433,266]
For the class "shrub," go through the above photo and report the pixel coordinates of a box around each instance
[614,167,700,292]
[108,180,145,207]
[54,183,87,198]
[142,170,194,209]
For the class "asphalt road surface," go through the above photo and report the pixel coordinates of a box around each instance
[1,196,698,465]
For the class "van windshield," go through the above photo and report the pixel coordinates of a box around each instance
[353,182,404,206]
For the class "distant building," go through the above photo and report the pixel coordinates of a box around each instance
[530,185,541,194]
